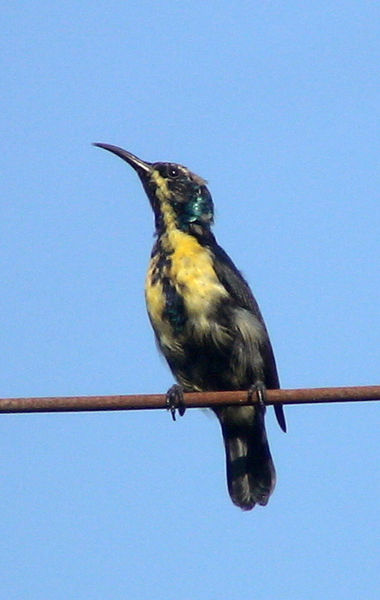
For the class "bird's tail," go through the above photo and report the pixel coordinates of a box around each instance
[218,407,276,510]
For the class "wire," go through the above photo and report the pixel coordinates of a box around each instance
[0,385,378,414]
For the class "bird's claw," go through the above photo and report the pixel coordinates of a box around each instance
[166,384,186,421]
[248,381,267,412]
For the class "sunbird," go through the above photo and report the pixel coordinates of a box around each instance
[94,143,286,510]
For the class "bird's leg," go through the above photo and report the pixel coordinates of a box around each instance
[247,381,267,413]
[166,384,186,421]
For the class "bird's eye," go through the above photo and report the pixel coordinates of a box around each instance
[168,166,179,178]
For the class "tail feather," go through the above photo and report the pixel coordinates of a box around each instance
[219,408,276,510]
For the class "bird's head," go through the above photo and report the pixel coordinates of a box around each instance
[94,143,214,235]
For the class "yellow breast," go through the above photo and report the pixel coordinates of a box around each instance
[145,227,228,346]
[168,229,227,318]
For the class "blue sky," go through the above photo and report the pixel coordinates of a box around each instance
[1,2,379,599]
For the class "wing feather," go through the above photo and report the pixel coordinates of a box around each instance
[211,243,286,432]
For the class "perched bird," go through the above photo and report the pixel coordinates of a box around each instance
[94,143,286,510]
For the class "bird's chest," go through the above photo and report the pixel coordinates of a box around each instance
[145,232,227,344]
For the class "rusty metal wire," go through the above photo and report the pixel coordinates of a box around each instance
[0,385,378,414]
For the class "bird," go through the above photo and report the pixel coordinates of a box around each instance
[94,142,286,510]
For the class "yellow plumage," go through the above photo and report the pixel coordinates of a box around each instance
[145,202,227,348]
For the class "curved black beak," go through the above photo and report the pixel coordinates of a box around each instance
[93,143,153,176]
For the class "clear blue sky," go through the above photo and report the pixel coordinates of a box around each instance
[1,2,379,599]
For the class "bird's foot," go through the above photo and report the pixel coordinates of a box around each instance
[166,384,186,421]
[247,381,267,412]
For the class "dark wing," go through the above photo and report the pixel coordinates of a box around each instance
[211,242,287,432]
